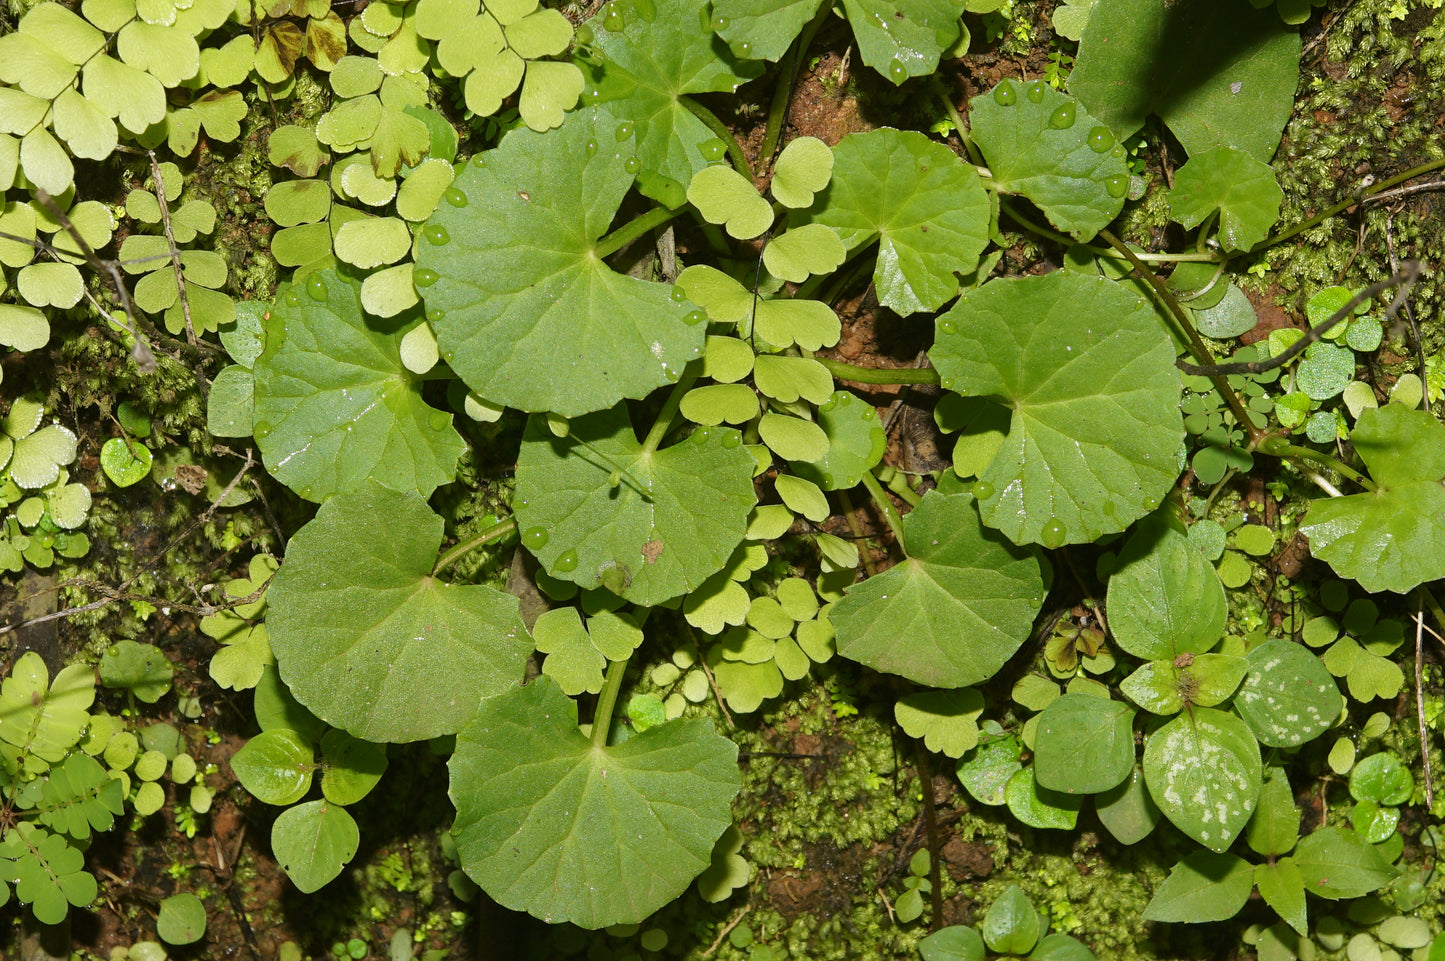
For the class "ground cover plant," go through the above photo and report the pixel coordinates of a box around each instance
[1,0,1445,956]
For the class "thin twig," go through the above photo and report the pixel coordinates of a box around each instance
[1176,262,1421,377]
[701,906,752,957]
[147,150,198,347]
[1413,608,1435,810]
[1382,213,1431,415]
[1361,179,1445,206]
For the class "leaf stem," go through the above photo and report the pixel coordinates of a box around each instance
[433,518,517,576]
[1249,156,1445,254]
[594,205,684,261]
[932,80,983,166]
[1095,228,1262,444]
[641,359,703,456]
[860,469,907,554]
[682,96,753,180]
[818,358,940,386]
[1260,441,1376,492]
[759,4,830,168]
[591,656,629,749]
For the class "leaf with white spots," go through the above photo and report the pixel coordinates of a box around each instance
[1234,639,1341,749]
[1143,707,1261,853]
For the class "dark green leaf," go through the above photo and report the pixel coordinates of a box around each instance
[1141,851,1254,923]
[1032,693,1135,794]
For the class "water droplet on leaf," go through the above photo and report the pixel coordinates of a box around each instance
[424,224,450,245]
[938,318,957,335]
[616,121,635,141]
[283,289,301,307]
[253,421,272,439]
[721,430,741,449]
[972,480,995,500]
[413,268,440,287]
[692,427,710,445]
[1048,102,1076,129]
[738,41,752,55]
[624,156,641,174]
[1087,126,1114,152]
[888,60,907,83]
[1041,520,1067,549]
[1104,175,1128,198]
[993,82,1016,105]
[443,186,468,207]
[683,310,706,326]
[554,549,579,573]
[429,410,451,431]
[710,14,728,30]
[585,138,599,157]
[670,287,686,303]
[602,8,622,31]
[426,308,445,322]
[1026,81,1046,103]
[306,275,328,301]
[700,138,727,161]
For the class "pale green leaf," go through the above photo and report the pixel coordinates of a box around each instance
[688,164,772,240]
[271,800,359,893]
[518,60,585,132]
[770,135,832,208]
[761,224,845,283]
[116,22,200,87]
[333,216,412,268]
[20,128,74,195]
[1143,707,1261,852]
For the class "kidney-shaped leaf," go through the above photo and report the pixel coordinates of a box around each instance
[1068,0,1299,163]
[252,269,464,502]
[266,484,533,742]
[930,271,1181,547]
[1107,515,1227,660]
[832,490,1048,688]
[1143,707,1261,853]
[583,0,763,203]
[514,406,756,606]
[449,676,741,928]
[795,129,989,315]
[1168,146,1283,252]
[1299,404,1445,594]
[416,107,706,416]
[970,79,1129,240]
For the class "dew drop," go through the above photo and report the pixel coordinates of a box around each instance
[1040,520,1067,549]
[972,480,995,500]
[721,430,741,449]
[585,138,599,157]
[710,14,728,30]
[938,318,957,335]
[821,473,834,487]
[1142,493,1162,510]
[940,378,954,390]
[301,487,313,499]
[1048,101,1076,129]
[1104,175,1129,198]
[683,309,706,326]
[670,286,687,303]
[700,138,727,161]
[602,8,622,31]
[413,267,440,287]
[429,410,451,431]
[887,59,907,83]
[993,81,1017,106]
[444,186,469,207]
[624,156,641,174]
[663,364,680,382]
[283,289,302,307]
[306,275,328,301]
[253,420,272,440]
[1087,126,1114,152]
[427,307,445,322]
[820,398,837,412]
[861,407,875,420]
[1111,144,1126,159]
[616,121,635,141]
[692,427,710,445]
[738,41,752,55]
[424,224,450,245]
[1026,80,1046,103]
[579,87,602,106]
[554,549,580,573]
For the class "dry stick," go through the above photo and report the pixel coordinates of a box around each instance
[683,618,735,729]
[147,150,198,348]
[1175,262,1422,378]
[701,906,753,957]
[913,741,944,931]
[1361,179,1445,207]
[24,195,158,372]
[1413,607,1436,811]
[1382,213,1432,416]
[0,450,260,637]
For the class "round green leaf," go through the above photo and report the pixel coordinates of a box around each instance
[770,136,832,209]
[795,129,989,315]
[832,490,1048,688]
[319,728,388,805]
[156,893,206,945]
[98,640,172,703]
[272,800,359,893]
[688,164,772,239]
[252,269,465,502]
[449,676,741,928]
[266,484,533,742]
[1107,515,1227,659]
[1143,707,1261,852]
[514,405,756,606]
[1033,693,1135,794]
[230,729,315,806]
[931,271,1181,547]
[1192,285,1258,339]
[970,80,1129,240]
[793,390,885,492]
[894,688,985,759]
[1349,753,1413,806]
[981,884,1041,955]
[417,107,705,416]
